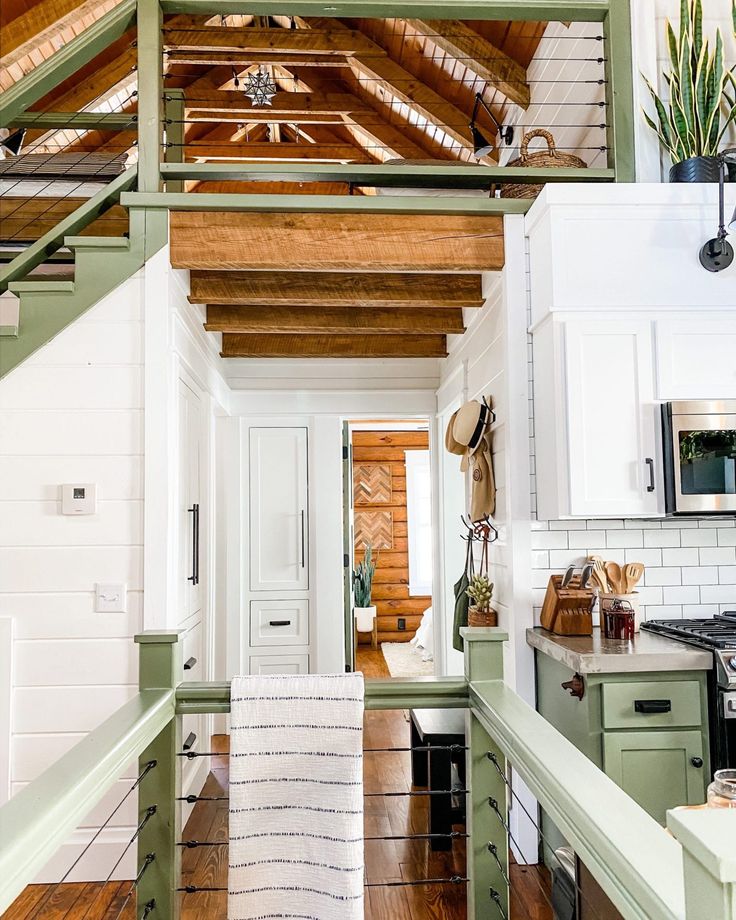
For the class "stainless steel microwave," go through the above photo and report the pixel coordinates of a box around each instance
[662,401,736,515]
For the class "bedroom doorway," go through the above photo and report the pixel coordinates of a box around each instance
[343,420,435,678]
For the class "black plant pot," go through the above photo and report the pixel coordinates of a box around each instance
[669,155,731,183]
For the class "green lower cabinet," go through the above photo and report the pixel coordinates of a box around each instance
[602,729,706,824]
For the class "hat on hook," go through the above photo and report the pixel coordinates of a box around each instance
[444,409,465,456]
[453,399,491,455]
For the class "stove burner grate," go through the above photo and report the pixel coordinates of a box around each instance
[643,615,736,650]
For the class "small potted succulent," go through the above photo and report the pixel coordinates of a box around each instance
[643,0,736,182]
[466,574,497,627]
[353,544,377,635]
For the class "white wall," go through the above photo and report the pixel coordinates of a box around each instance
[0,273,145,880]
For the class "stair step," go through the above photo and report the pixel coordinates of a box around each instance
[64,236,130,250]
[8,280,75,294]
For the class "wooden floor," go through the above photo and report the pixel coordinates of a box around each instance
[4,656,552,920]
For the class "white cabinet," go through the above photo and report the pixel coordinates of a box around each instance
[656,319,736,400]
[249,653,310,675]
[177,379,202,622]
[249,427,309,592]
[534,319,663,519]
[250,599,309,647]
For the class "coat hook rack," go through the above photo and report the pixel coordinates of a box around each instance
[460,514,499,543]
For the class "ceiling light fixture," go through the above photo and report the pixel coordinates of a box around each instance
[0,128,26,157]
[242,67,278,107]
[470,92,514,158]
[699,149,736,273]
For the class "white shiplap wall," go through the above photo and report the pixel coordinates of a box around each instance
[0,273,145,879]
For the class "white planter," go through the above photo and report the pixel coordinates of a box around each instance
[354,605,376,633]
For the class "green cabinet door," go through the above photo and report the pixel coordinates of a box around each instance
[603,729,706,824]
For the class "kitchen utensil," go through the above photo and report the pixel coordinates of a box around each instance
[561,565,576,589]
[604,561,623,595]
[622,562,645,594]
[579,562,594,590]
[589,556,610,593]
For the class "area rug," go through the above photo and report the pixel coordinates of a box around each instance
[381,642,434,678]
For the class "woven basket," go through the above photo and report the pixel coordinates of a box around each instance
[468,606,497,628]
[500,129,587,199]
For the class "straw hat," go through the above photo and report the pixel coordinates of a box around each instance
[444,409,465,456]
[453,400,491,455]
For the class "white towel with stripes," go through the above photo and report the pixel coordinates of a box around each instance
[228,673,365,920]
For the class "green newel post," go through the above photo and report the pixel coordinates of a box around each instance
[135,632,183,920]
[667,808,736,919]
[462,628,510,920]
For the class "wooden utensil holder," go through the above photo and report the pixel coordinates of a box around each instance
[540,575,595,636]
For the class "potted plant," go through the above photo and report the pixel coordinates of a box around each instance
[466,574,497,628]
[353,544,377,635]
[643,0,736,182]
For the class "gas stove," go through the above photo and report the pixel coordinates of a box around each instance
[643,614,736,688]
[642,613,736,769]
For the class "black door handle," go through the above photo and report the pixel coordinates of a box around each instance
[691,756,704,768]
[188,503,199,585]
[634,699,671,714]
[645,458,656,493]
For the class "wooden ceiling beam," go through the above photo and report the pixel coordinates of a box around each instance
[166,51,350,67]
[405,19,531,108]
[183,141,370,162]
[190,270,484,308]
[205,304,465,334]
[220,333,448,358]
[171,211,504,272]
[162,26,385,56]
[183,89,364,116]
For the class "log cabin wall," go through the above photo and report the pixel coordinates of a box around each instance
[352,429,431,645]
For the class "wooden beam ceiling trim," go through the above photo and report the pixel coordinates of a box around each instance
[205,304,465,334]
[182,141,370,162]
[183,89,362,115]
[162,26,386,56]
[220,333,448,358]
[171,212,504,272]
[190,270,484,308]
[404,19,531,108]
[167,51,352,67]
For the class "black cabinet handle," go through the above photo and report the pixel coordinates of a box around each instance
[300,509,306,568]
[183,657,197,671]
[183,732,197,751]
[187,503,200,585]
[634,699,671,714]
[690,756,704,768]
[269,620,291,627]
[645,458,656,493]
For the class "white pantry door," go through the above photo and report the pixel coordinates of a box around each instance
[249,427,309,592]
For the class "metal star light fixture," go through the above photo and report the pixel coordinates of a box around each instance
[242,67,278,107]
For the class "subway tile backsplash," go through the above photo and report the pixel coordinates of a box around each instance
[530,518,736,621]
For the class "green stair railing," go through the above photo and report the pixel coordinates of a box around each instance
[1,628,735,920]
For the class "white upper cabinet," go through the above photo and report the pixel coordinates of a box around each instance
[656,320,736,400]
[249,427,309,591]
[534,319,663,519]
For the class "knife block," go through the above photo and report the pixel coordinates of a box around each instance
[540,575,595,636]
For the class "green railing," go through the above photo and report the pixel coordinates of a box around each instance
[2,628,734,920]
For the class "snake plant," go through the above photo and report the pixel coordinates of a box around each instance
[353,544,377,607]
[643,0,736,163]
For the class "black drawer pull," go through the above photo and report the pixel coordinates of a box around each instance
[634,699,671,714]
[183,657,197,671]
[269,620,291,627]
[183,732,197,751]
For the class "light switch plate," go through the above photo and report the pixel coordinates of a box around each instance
[95,583,126,613]
[61,483,96,514]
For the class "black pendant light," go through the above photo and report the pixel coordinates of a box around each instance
[0,128,26,157]
[469,93,514,158]
[699,149,736,273]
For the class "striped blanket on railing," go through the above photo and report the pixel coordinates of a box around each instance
[228,673,365,920]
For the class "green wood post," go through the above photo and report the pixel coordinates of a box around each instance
[463,628,510,920]
[667,809,736,920]
[135,632,183,920]
[164,90,185,193]
[137,0,163,192]
[604,0,636,181]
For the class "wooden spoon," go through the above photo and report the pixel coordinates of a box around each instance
[589,555,610,593]
[605,561,623,595]
[622,562,645,594]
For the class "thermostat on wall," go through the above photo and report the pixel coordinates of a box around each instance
[61,483,97,515]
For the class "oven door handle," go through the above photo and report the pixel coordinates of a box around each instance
[634,699,671,714]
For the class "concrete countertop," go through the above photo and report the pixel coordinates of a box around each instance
[526,627,713,675]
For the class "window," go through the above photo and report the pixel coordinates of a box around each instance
[405,449,432,596]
